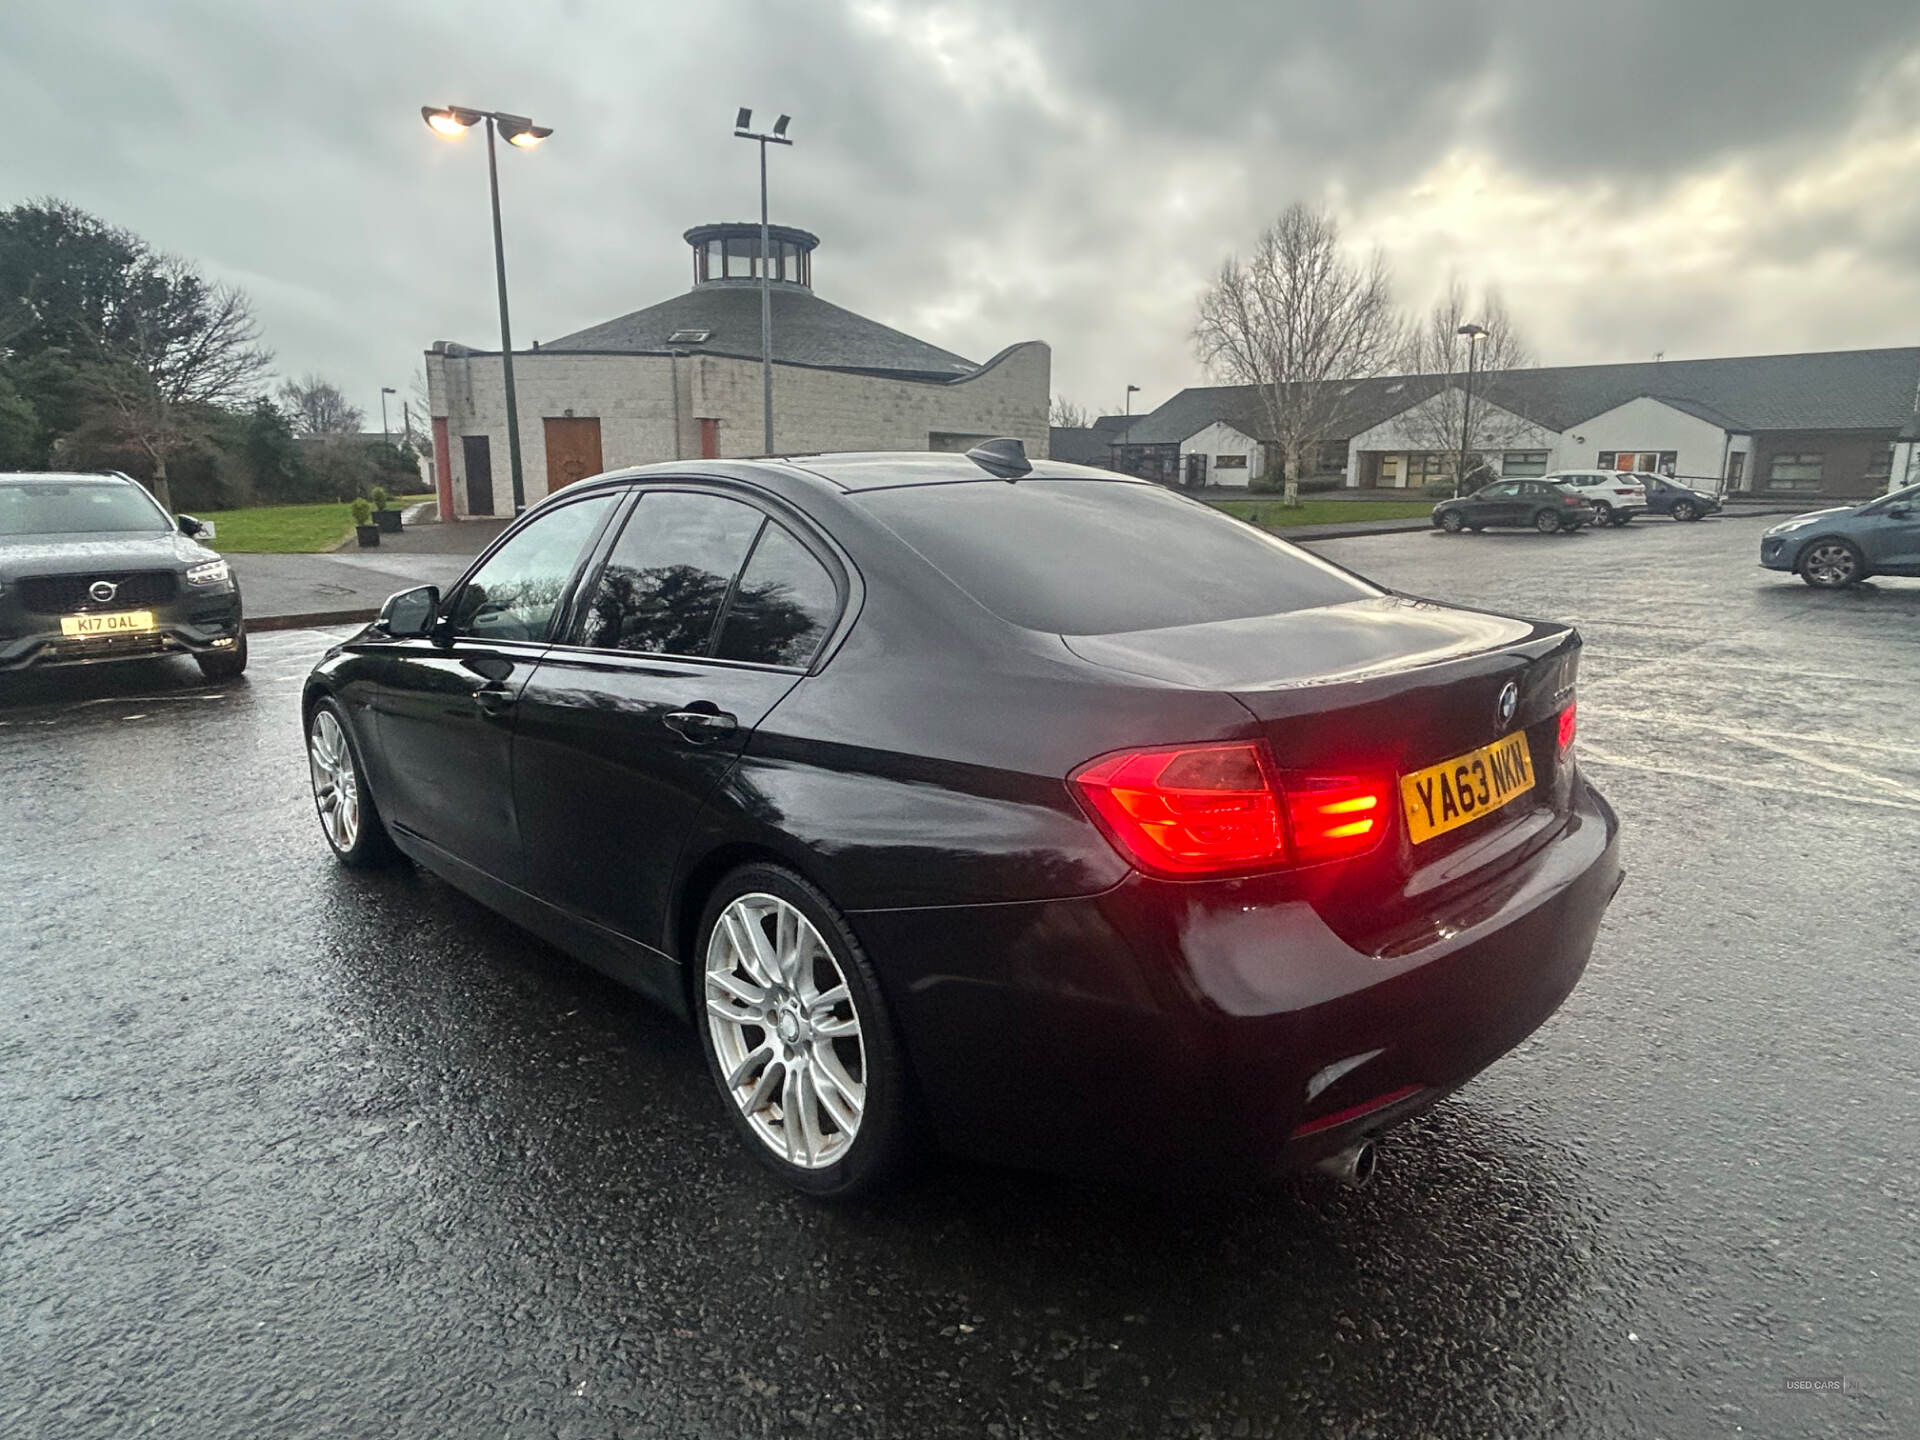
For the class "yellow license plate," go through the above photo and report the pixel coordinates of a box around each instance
[60,610,156,637]
[1400,731,1536,844]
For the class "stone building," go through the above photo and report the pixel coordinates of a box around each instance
[426,221,1049,516]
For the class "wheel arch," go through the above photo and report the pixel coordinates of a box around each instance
[670,838,829,1010]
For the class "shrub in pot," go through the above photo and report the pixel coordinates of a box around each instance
[351,497,380,547]
[370,486,402,533]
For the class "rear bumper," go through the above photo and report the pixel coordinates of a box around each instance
[0,591,243,671]
[853,776,1621,1187]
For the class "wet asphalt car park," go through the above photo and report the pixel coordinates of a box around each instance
[3,517,1915,1438]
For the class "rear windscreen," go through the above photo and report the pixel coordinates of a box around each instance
[855,480,1378,635]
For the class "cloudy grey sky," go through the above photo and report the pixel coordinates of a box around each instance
[8,0,1920,422]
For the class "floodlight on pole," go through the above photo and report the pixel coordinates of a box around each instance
[733,107,795,456]
[380,386,396,449]
[420,103,554,514]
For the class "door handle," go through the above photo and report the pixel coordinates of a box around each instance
[473,683,517,716]
[664,708,738,743]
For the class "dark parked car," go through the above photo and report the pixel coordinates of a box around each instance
[1760,481,1920,587]
[1432,479,1594,534]
[0,471,246,679]
[1634,473,1721,521]
[303,444,1621,1196]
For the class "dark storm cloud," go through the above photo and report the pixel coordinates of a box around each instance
[6,0,1919,419]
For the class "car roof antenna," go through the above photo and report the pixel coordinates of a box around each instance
[965,437,1032,482]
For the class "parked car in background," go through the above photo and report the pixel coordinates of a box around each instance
[1635,474,1722,521]
[1540,470,1648,526]
[1759,481,1920,588]
[303,445,1620,1196]
[0,471,246,679]
[1433,479,1595,534]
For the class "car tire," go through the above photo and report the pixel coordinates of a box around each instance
[694,863,913,1198]
[1534,509,1562,534]
[1670,500,1697,522]
[1590,501,1613,525]
[195,627,249,682]
[1797,538,1866,589]
[1437,510,1465,533]
[305,697,399,867]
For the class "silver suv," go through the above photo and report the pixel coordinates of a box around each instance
[1540,470,1648,526]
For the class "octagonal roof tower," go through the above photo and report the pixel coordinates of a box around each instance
[538,222,980,383]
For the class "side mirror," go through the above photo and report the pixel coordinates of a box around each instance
[378,584,440,639]
[1888,504,1912,518]
[178,514,215,540]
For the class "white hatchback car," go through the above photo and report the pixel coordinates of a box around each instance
[1540,471,1649,526]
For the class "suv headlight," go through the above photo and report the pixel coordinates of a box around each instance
[186,558,231,587]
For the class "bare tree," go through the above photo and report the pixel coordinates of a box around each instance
[1398,278,1537,493]
[1049,395,1092,429]
[85,257,273,509]
[278,374,365,436]
[1193,203,1403,504]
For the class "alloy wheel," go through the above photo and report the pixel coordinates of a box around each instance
[704,893,867,1170]
[308,709,361,852]
[1439,511,1464,533]
[1672,500,1696,522]
[1801,541,1860,588]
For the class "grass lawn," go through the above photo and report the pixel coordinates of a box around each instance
[198,494,435,552]
[1210,498,1436,528]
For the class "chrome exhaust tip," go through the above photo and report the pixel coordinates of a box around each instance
[1314,1140,1377,1189]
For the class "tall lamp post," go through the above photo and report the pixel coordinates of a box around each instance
[733,108,792,456]
[379,386,396,449]
[1125,383,1140,416]
[421,104,552,514]
[1456,322,1487,496]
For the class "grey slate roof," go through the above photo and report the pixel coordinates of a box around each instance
[538,282,979,382]
[1130,348,1920,445]
[1122,375,1444,446]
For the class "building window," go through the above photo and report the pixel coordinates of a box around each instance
[1726,451,1746,487]
[1315,442,1346,474]
[1213,454,1248,470]
[1767,453,1824,489]
[1502,451,1548,477]
[1865,445,1894,483]
[723,236,756,277]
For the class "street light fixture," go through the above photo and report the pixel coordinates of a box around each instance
[421,103,553,514]
[379,386,396,449]
[1125,383,1141,416]
[1456,322,1488,496]
[734,107,793,455]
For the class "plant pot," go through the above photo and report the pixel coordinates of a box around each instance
[375,509,402,533]
[356,524,381,548]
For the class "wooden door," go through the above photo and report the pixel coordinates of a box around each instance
[543,417,604,493]
[461,435,494,516]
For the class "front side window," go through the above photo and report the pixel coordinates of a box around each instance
[715,522,840,667]
[577,491,765,655]
[0,480,170,536]
[448,494,615,642]
[1482,482,1521,498]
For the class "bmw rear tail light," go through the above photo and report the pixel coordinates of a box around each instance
[1557,700,1577,751]
[1070,742,1388,878]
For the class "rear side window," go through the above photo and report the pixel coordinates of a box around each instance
[855,481,1376,635]
[577,491,764,655]
[715,522,840,667]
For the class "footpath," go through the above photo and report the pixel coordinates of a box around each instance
[233,504,508,630]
